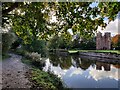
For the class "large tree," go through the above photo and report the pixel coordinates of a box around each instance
[55,2,120,37]
[2,2,120,42]
[2,2,51,43]
[48,32,72,49]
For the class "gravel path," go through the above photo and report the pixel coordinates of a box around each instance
[0,53,32,89]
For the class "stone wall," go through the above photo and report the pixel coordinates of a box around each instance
[96,32,111,50]
[79,52,120,60]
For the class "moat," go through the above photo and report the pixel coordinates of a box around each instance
[42,54,120,88]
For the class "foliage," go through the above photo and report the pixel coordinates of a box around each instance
[2,54,11,60]
[14,46,27,56]
[72,33,96,50]
[48,32,72,49]
[21,55,65,89]
[11,38,22,49]
[79,39,96,50]
[20,51,45,68]
[2,2,120,41]
[31,68,64,90]
[13,38,47,57]
[2,2,51,55]
[98,2,120,21]
[25,52,41,60]
[59,32,72,49]
[2,30,17,54]
[24,39,47,56]
[56,2,97,37]
[112,34,120,50]
[13,44,44,67]
[2,2,51,42]
[25,52,42,64]
[2,2,120,54]
[48,35,60,49]
[55,2,120,37]
[14,45,45,68]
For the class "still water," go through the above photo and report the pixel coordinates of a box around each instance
[42,53,120,88]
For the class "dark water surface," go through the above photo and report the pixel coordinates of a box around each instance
[42,54,120,88]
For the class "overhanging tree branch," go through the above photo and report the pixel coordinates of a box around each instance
[2,2,19,15]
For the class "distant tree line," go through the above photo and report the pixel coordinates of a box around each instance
[48,33,96,50]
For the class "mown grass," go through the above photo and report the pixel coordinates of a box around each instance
[68,50,120,54]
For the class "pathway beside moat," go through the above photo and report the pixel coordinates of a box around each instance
[0,53,32,89]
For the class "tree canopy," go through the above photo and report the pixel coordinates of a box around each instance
[2,2,120,44]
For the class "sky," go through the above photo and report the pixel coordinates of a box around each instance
[97,17,120,37]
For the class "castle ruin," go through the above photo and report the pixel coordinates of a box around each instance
[96,32,111,50]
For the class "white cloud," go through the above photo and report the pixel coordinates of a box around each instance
[89,65,119,81]
[69,67,83,77]
[97,13,120,37]
[43,59,67,77]
[43,59,83,78]
[104,19,119,36]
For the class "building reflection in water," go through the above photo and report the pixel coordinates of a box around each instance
[113,64,120,69]
[96,62,111,71]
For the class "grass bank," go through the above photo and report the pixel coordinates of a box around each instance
[14,47,65,90]
[21,57,65,90]
[68,50,120,54]
[31,68,64,90]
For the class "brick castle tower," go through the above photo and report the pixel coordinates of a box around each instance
[96,32,111,50]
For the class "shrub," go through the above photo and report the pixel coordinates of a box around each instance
[25,52,45,67]
[24,40,48,57]
[2,31,17,54]
[11,38,22,49]
[31,68,64,90]
[14,47,27,56]
[25,52,41,62]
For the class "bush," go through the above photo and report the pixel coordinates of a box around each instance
[25,52,41,62]
[11,38,22,49]
[14,47,27,56]
[25,52,45,67]
[31,68,64,90]
[2,31,17,54]
[24,40,48,57]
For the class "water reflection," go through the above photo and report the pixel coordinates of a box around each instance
[89,65,119,81]
[96,62,110,71]
[43,54,120,88]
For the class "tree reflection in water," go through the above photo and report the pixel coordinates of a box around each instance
[48,53,120,71]
[43,53,120,88]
